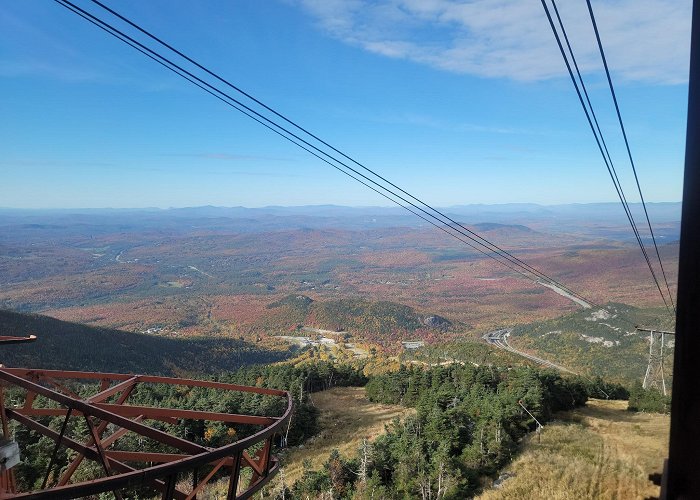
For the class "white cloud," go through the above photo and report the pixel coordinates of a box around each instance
[295,0,691,84]
[0,59,104,82]
[369,111,537,134]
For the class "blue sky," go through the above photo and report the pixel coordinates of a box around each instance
[0,0,691,208]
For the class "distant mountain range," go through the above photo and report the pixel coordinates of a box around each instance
[0,202,681,242]
[0,201,682,218]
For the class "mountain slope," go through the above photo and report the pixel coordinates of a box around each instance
[0,309,292,375]
[477,399,667,500]
[510,303,673,383]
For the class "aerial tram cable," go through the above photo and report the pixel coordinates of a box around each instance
[540,0,673,315]
[584,0,676,313]
[57,0,637,315]
[65,0,606,313]
[54,2,673,411]
[55,0,557,290]
[550,0,664,304]
[59,0,666,329]
[544,0,672,315]
[87,0,668,319]
[552,0,675,324]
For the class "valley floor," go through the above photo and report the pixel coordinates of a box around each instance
[478,399,669,500]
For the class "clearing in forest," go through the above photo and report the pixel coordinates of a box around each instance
[478,399,669,500]
[279,386,414,485]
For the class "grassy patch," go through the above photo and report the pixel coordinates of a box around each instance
[477,399,668,500]
[279,386,414,485]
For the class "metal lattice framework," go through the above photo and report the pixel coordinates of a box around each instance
[638,327,675,396]
[0,368,292,499]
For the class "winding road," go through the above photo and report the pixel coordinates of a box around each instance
[483,328,577,374]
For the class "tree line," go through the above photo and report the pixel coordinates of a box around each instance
[290,364,619,499]
[9,361,366,494]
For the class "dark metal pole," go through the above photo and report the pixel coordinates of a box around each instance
[665,0,700,497]
[41,408,73,489]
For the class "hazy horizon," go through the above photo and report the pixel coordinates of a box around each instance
[0,200,684,212]
[1,1,690,209]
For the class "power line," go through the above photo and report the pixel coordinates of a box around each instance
[584,0,676,313]
[58,0,662,334]
[57,0,616,314]
[54,0,565,291]
[548,0,673,322]
[550,0,654,274]
[540,0,673,315]
[78,0,602,309]
[55,1,532,276]
[545,0,671,315]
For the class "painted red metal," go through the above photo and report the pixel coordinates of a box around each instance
[0,368,292,499]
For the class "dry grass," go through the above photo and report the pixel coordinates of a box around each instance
[478,399,669,500]
[197,387,411,498]
[279,386,414,485]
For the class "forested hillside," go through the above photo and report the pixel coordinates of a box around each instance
[263,295,452,343]
[0,310,293,375]
[288,364,606,499]
[511,303,674,383]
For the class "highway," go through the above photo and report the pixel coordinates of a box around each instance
[483,328,577,375]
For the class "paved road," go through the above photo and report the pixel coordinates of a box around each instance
[483,328,577,374]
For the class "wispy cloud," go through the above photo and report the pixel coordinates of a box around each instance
[198,170,305,178]
[295,0,691,84]
[0,8,107,83]
[370,111,537,134]
[0,158,303,177]
[0,59,105,83]
[139,166,305,178]
[0,159,117,168]
[153,153,301,176]
[162,153,291,161]
[0,6,183,89]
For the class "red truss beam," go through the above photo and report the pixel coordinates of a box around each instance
[0,368,292,500]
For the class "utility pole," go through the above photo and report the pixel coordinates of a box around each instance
[637,327,675,396]
[518,400,543,443]
[665,0,700,496]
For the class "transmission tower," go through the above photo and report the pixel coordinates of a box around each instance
[638,327,675,396]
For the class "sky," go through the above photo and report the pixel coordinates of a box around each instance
[0,0,692,209]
